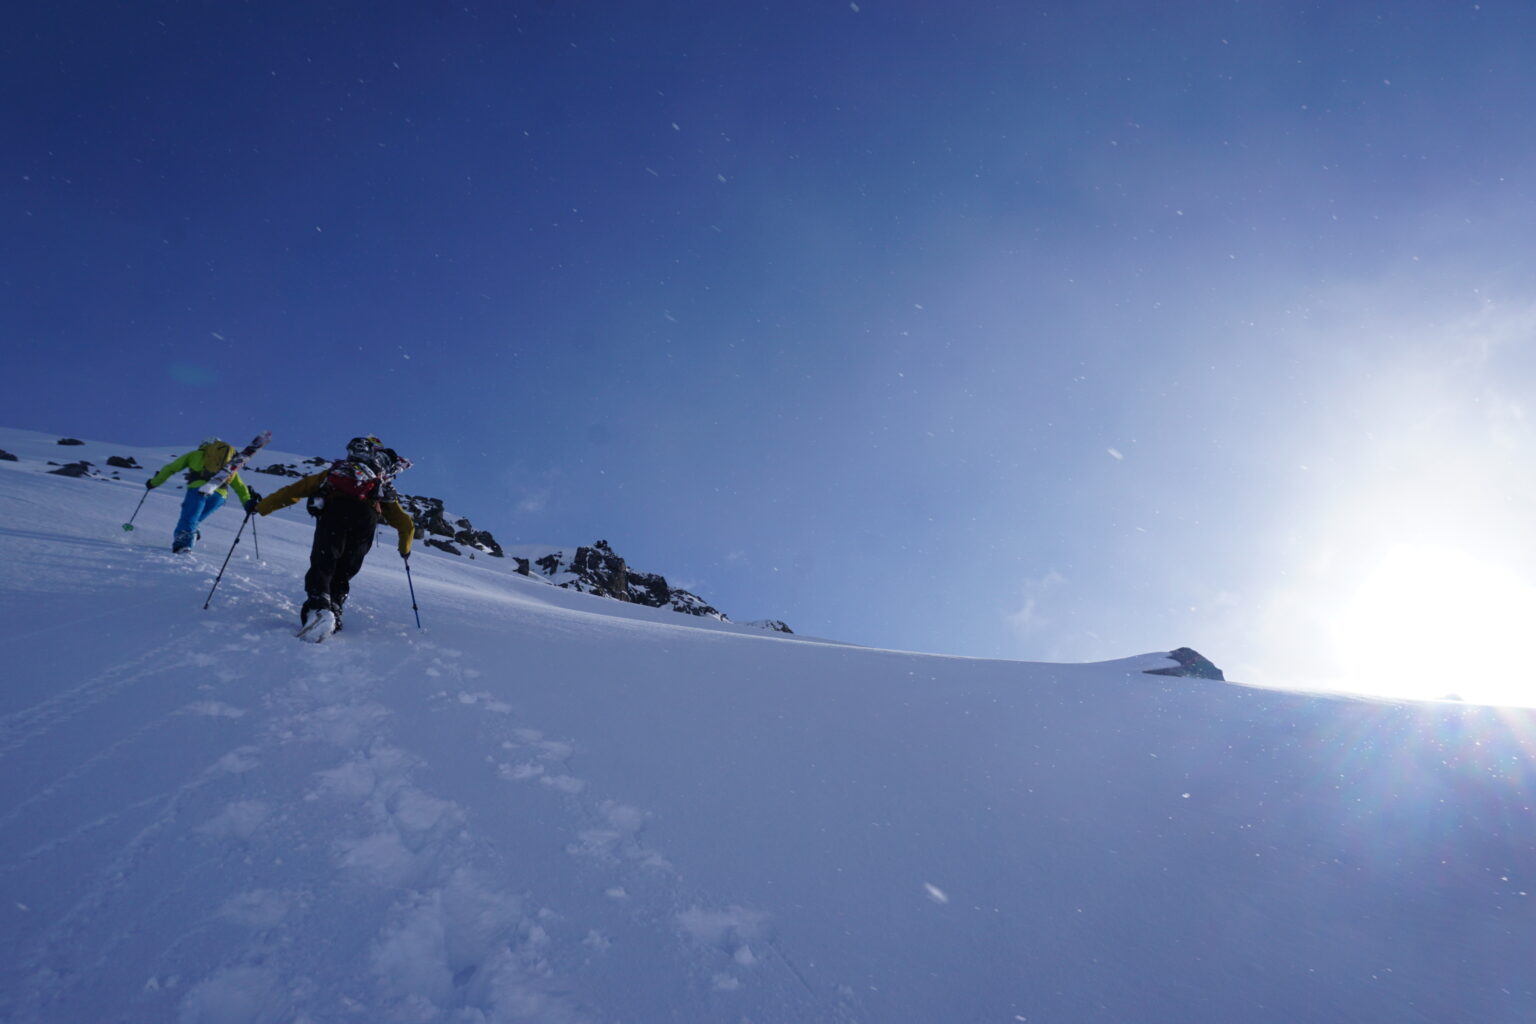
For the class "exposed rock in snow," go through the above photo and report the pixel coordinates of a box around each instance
[1143,646,1225,680]
[524,540,751,625]
[252,462,307,478]
[398,494,504,558]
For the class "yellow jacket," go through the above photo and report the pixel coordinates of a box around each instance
[149,446,252,503]
[255,472,415,555]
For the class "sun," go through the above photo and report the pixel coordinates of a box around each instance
[1331,544,1536,705]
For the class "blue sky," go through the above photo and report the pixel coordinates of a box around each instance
[6,1,1536,692]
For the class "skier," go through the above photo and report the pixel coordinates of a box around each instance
[252,436,415,637]
[146,437,261,553]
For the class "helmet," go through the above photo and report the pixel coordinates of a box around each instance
[346,436,383,462]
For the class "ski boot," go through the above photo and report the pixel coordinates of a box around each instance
[300,594,331,628]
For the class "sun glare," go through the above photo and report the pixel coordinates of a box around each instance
[1333,544,1536,705]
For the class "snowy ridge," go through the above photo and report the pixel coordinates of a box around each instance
[0,428,774,626]
[1,426,1534,1022]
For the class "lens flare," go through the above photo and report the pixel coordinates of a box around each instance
[1332,544,1536,705]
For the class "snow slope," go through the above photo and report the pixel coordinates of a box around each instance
[1,427,1533,1023]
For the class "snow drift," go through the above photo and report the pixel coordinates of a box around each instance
[1,427,1532,1023]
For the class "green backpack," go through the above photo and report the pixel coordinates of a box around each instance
[191,439,235,482]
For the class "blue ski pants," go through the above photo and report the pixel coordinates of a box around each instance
[174,488,226,548]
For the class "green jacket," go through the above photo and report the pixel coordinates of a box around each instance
[149,446,253,503]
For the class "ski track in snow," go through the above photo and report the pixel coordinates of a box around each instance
[0,544,833,1023]
[430,666,850,1023]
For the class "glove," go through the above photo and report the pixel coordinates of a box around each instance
[243,491,263,515]
[145,479,155,490]
[399,549,410,561]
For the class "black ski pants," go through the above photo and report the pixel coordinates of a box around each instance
[304,502,378,605]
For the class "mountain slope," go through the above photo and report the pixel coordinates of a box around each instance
[1,428,1532,1023]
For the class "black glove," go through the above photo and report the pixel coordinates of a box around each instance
[145,479,155,490]
[244,492,262,514]
[400,549,410,561]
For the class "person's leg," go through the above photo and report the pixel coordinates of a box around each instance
[193,491,227,532]
[301,516,348,624]
[172,490,209,551]
[328,524,376,630]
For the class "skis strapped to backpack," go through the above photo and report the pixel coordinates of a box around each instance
[308,448,411,516]
[198,430,272,495]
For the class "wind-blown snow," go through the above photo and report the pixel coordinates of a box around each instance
[1,427,1533,1022]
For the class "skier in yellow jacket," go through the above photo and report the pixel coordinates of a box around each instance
[253,436,414,633]
[146,438,259,553]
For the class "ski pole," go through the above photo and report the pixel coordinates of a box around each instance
[250,512,260,561]
[204,512,251,610]
[122,488,150,532]
[403,554,422,628]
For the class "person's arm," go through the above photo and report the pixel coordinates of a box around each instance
[254,473,325,516]
[381,501,416,556]
[226,472,252,504]
[147,451,192,489]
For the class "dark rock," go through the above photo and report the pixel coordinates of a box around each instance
[572,541,629,601]
[746,620,794,634]
[57,438,85,446]
[48,461,95,478]
[254,462,306,478]
[106,455,141,469]
[514,558,531,575]
[0,449,17,462]
[453,525,503,557]
[522,538,788,629]
[400,495,455,537]
[1143,647,1225,681]
[390,494,502,556]
[626,570,671,608]
[425,538,462,556]
[667,587,725,619]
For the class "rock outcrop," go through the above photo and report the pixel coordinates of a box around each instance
[745,620,795,634]
[1143,647,1225,681]
[524,540,779,628]
[106,455,141,469]
[397,495,503,557]
[253,463,307,478]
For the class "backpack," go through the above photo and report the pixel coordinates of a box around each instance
[186,440,234,484]
[324,459,382,502]
[307,446,411,516]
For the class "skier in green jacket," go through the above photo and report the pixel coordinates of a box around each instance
[146,438,260,553]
